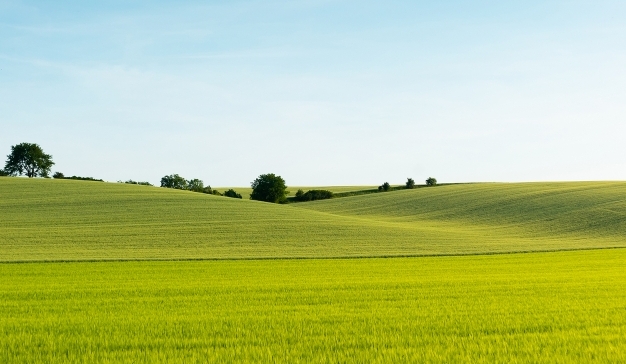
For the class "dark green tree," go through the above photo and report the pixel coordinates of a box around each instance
[187,178,204,192]
[53,172,65,179]
[250,173,288,203]
[160,174,188,189]
[224,189,243,199]
[378,182,391,192]
[0,169,8,177]
[406,178,415,189]
[4,143,54,178]
[426,177,437,186]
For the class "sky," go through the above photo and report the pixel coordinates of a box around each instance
[1,0,625,186]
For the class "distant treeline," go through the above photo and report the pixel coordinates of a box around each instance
[287,178,438,203]
[121,180,153,186]
[52,172,103,182]
[1,142,440,205]
[160,174,242,199]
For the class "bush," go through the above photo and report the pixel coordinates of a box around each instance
[56,175,103,182]
[0,169,8,177]
[124,180,153,186]
[224,189,243,199]
[52,172,104,182]
[406,178,415,189]
[294,189,334,202]
[426,177,437,186]
[378,182,391,192]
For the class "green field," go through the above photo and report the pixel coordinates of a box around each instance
[1,178,625,261]
[2,177,625,362]
[1,249,624,363]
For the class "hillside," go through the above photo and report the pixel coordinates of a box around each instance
[1,178,625,261]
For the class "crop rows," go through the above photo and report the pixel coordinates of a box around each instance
[1,179,626,261]
[1,249,625,363]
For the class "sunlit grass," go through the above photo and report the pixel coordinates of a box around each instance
[1,249,625,363]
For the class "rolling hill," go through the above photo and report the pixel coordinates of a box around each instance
[1,178,625,261]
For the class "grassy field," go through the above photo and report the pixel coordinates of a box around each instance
[1,178,626,261]
[2,178,625,362]
[1,249,624,363]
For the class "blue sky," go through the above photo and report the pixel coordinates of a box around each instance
[1,1,625,186]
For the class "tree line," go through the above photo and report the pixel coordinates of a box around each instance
[160,173,242,199]
[2,142,439,204]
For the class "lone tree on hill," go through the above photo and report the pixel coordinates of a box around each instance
[406,178,415,189]
[4,143,54,178]
[250,173,288,203]
[426,177,437,186]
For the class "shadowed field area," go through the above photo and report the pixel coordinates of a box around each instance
[1,178,625,261]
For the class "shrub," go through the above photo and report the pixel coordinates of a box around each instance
[53,172,65,179]
[0,170,8,177]
[406,178,415,189]
[224,189,243,199]
[426,177,437,186]
[294,189,334,202]
[72,176,103,181]
[378,182,391,192]
[124,180,153,186]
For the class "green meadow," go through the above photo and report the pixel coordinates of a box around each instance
[1,250,625,363]
[1,178,625,261]
[1,177,625,362]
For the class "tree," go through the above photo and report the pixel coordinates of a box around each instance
[378,182,391,192]
[187,178,204,192]
[53,172,65,179]
[0,169,8,177]
[426,177,437,186]
[250,173,288,203]
[406,178,415,189]
[224,189,243,199]
[4,143,54,178]
[160,174,188,189]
